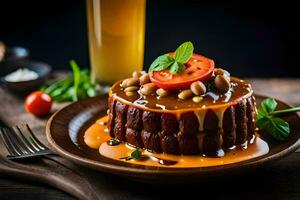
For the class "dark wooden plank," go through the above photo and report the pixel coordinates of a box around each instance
[247,78,300,105]
[0,179,75,200]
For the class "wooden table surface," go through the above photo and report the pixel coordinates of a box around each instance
[0,77,300,200]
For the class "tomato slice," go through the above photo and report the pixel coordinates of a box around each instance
[150,53,215,89]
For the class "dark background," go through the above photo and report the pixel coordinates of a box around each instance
[0,0,300,77]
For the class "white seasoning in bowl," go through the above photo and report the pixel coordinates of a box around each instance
[4,68,39,82]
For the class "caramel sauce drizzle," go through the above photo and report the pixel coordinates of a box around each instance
[84,116,270,168]
[109,77,253,131]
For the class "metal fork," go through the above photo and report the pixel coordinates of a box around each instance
[0,124,53,160]
[0,124,99,200]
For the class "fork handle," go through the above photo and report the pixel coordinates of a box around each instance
[7,150,54,160]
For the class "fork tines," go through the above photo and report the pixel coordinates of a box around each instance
[0,124,52,160]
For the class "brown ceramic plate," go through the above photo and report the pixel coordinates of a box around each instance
[46,95,300,183]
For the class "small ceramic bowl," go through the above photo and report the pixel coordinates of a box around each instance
[0,60,52,95]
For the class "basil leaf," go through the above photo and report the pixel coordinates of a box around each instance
[148,41,194,74]
[42,60,99,102]
[77,88,88,100]
[257,109,268,120]
[169,61,185,74]
[70,60,81,101]
[43,76,73,94]
[256,98,292,141]
[267,117,290,141]
[50,84,71,97]
[256,117,270,129]
[257,117,288,141]
[120,148,142,161]
[149,54,174,72]
[131,148,142,160]
[173,41,194,63]
[261,98,277,113]
[53,87,74,102]
[149,55,163,70]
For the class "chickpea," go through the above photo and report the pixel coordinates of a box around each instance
[214,68,224,75]
[156,88,168,97]
[214,68,230,80]
[140,83,157,95]
[120,79,129,88]
[132,70,143,79]
[125,77,139,87]
[124,86,139,92]
[125,91,136,97]
[214,75,231,93]
[190,81,206,95]
[192,96,203,103]
[178,89,193,100]
[139,74,150,85]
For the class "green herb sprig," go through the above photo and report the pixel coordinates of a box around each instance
[108,138,121,146]
[120,148,142,161]
[256,98,300,141]
[149,41,194,74]
[41,60,98,102]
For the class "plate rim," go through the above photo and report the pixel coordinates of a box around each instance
[46,95,300,176]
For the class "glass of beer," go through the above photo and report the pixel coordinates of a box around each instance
[86,0,146,85]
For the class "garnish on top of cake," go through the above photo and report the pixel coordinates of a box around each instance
[118,41,236,104]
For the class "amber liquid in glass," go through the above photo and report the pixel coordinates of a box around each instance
[86,0,146,85]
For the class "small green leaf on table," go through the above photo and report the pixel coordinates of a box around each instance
[41,60,99,102]
[256,98,300,141]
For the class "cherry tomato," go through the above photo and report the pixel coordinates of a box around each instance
[150,53,215,89]
[25,91,52,116]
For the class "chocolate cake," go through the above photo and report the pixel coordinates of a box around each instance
[107,48,256,156]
